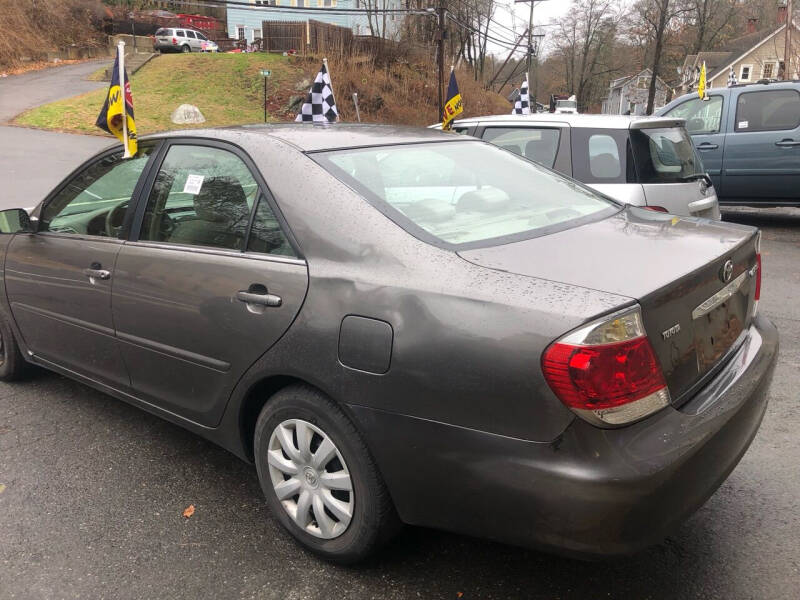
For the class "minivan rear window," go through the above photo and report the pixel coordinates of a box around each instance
[155,28,172,36]
[630,127,702,183]
[314,141,618,248]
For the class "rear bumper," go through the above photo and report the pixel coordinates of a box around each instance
[351,314,778,556]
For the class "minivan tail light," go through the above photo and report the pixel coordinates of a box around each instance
[542,307,670,426]
[644,206,668,212]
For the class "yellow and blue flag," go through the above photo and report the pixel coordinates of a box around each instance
[96,45,137,157]
[442,69,463,131]
[698,61,707,100]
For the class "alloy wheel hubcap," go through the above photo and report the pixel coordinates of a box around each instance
[267,419,354,539]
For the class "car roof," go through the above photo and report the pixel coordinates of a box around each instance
[672,80,800,101]
[142,123,476,152]
[450,113,685,129]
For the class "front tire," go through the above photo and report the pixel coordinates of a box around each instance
[254,384,400,564]
[0,314,30,381]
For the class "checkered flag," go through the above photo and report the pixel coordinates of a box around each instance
[511,76,531,115]
[295,61,338,123]
[727,67,738,87]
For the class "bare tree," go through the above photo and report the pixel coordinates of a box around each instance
[552,0,624,111]
[634,0,691,114]
[682,0,741,54]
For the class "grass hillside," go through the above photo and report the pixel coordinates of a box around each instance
[15,53,510,135]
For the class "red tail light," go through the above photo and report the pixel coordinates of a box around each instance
[542,307,670,426]
[644,206,668,212]
[755,253,761,301]
[172,37,178,45]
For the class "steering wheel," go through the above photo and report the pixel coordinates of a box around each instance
[105,200,129,238]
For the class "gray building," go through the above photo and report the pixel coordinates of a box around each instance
[601,69,669,115]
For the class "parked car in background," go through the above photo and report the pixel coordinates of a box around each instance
[0,125,775,563]
[438,114,721,220]
[154,27,213,53]
[658,81,800,207]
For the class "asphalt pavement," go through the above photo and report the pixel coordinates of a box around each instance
[0,65,799,599]
[0,60,111,210]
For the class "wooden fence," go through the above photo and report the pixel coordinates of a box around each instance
[261,20,353,55]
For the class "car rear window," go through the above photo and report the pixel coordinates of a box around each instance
[735,89,800,132]
[630,127,702,183]
[481,127,560,168]
[313,141,617,248]
[155,28,172,36]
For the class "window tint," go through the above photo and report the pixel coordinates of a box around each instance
[247,198,296,256]
[42,147,153,236]
[155,28,172,36]
[186,31,196,39]
[482,127,560,168]
[664,95,723,134]
[735,89,800,132]
[176,30,185,37]
[588,134,621,179]
[140,145,292,255]
[315,142,616,247]
[197,32,208,40]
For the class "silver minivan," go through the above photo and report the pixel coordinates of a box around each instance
[441,114,721,220]
[154,28,214,53]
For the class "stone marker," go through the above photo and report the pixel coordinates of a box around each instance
[171,104,206,125]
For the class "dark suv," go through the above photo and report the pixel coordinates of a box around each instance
[658,81,800,206]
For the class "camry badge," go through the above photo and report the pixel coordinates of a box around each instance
[662,323,681,340]
[720,259,734,283]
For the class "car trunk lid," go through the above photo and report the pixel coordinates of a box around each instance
[458,208,759,403]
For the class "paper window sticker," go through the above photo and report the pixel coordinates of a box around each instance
[738,121,749,129]
[183,174,205,195]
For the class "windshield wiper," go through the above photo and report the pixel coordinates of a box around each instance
[679,173,712,185]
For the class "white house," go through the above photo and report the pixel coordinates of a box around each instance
[601,69,669,115]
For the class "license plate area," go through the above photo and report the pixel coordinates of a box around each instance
[693,291,747,373]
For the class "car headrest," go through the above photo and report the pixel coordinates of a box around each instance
[401,198,456,224]
[456,187,511,212]
[590,153,621,178]
[525,140,554,166]
[194,177,249,223]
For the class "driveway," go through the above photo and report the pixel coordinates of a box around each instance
[0,60,111,209]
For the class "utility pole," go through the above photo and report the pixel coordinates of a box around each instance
[437,2,446,120]
[522,0,547,109]
[785,0,794,80]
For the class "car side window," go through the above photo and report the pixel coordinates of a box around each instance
[735,90,800,132]
[482,127,560,168]
[588,134,621,179]
[664,96,723,134]
[139,145,293,255]
[176,30,185,37]
[41,147,153,236]
[186,31,196,39]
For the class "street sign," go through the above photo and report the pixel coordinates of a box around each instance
[260,70,272,77]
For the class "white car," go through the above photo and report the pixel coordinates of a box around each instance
[154,28,215,53]
[433,113,721,220]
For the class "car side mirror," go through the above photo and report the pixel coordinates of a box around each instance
[0,209,34,234]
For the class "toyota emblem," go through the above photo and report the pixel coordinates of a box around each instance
[720,259,734,283]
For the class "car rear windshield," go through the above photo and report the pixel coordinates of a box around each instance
[155,28,172,36]
[314,141,618,247]
[629,127,702,184]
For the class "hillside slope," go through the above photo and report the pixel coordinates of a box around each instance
[15,53,510,134]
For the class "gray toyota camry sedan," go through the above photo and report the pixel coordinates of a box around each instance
[0,124,777,563]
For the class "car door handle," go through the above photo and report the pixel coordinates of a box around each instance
[236,290,282,307]
[83,268,111,281]
[775,139,800,147]
[696,143,719,150]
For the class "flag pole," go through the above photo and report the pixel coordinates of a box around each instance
[118,41,131,158]
[322,57,338,122]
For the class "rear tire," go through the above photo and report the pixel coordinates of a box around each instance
[181,45,191,53]
[0,314,30,381]
[254,384,400,564]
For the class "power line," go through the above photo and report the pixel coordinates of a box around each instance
[445,12,521,49]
